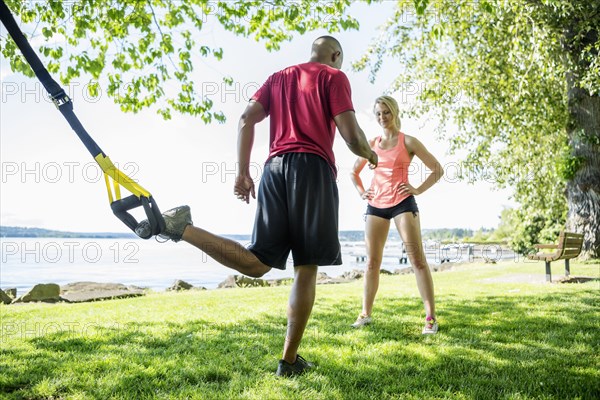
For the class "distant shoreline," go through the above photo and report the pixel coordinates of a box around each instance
[1,226,137,239]
[1,226,501,244]
[0,225,353,241]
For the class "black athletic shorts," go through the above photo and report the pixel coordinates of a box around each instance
[248,153,343,270]
[366,195,419,220]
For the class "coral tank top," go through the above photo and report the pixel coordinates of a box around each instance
[368,132,413,208]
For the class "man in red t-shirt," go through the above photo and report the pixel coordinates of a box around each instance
[137,36,377,377]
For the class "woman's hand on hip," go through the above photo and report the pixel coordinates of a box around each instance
[361,189,375,200]
[398,183,419,196]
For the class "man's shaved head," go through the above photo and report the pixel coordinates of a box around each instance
[310,36,344,69]
[312,36,342,53]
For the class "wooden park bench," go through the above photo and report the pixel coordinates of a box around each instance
[528,231,584,282]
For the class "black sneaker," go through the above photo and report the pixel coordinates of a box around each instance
[276,354,314,377]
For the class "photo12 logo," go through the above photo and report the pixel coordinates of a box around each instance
[1,161,139,184]
[1,321,140,342]
[1,81,103,105]
[1,240,139,264]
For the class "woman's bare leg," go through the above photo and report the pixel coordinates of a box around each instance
[393,212,435,318]
[361,215,391,317]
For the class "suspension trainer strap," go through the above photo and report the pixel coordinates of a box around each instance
[0,0,164,238]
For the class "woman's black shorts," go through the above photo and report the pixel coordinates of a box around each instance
[248,153,342,270]
[366,195,419,220]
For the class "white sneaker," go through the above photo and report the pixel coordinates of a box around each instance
[422,317,438,335]
[351,314,372,328]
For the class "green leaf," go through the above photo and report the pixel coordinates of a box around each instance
[2,0,361,122]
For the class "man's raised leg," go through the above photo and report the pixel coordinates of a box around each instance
[181,225,271,278]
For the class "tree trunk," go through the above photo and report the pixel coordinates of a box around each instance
[563,16,600,260]
[565,78,600,259]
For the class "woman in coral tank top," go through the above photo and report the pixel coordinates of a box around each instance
[349,95,444,334]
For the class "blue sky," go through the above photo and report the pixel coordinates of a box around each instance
[0,2,514,234]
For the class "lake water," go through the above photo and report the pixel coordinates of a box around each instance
[0,237,512,296]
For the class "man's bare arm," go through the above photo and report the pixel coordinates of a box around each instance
[334,110,378,166]
[237,101,267,175]
[235,100,267,203]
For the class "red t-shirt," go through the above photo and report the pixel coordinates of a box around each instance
[251,62,355,171]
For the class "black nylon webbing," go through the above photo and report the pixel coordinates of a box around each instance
[0,0,103,157]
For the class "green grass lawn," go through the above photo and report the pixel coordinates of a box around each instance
[1,260,599,400]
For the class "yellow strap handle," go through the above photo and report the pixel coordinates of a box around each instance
[95,153,151,202]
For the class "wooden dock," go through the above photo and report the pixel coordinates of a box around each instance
[350,243,513,264]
